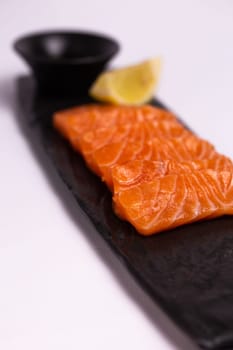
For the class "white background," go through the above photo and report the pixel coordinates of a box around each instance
[1,1,233,349]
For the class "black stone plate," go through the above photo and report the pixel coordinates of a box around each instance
[17,76,233,350]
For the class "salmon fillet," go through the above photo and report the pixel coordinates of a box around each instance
[91,135,217,189]
[112,159,233,235]
[79,120,191,176]
[54,104,177,151]
[53,104,233,235]
[112,158,233,193]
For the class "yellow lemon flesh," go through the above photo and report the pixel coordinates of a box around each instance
[89,57,162,105]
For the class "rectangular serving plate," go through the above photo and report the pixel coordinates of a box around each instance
[17,76,233,350]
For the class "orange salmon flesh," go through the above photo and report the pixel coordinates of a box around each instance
[53,104,233,235]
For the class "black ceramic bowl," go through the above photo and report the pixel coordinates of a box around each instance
[13,30,120,95]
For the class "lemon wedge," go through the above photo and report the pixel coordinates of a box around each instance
[89,57,162,105]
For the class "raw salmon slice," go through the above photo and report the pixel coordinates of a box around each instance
[53,104,233,235]
[112,158,233,193]
[112,159,233,235]
[53,104,177,151]
[79,119,191,175]
[92,135,217,189]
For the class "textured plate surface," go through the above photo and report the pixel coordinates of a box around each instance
[17,76,233,350]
